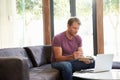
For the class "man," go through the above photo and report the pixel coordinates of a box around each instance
[51,17,94,80]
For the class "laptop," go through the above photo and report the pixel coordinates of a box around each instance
[79,54,114,73]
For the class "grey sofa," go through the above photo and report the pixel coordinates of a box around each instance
[0,45,61,80]
[0,45,120,80]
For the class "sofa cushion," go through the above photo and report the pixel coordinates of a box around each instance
[24,46,47,67]
[112,62,120,69]
[42,45,52,64]
[0,48,33,68]
[29,64,60,80]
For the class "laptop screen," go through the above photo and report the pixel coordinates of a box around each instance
[94,54,113,72]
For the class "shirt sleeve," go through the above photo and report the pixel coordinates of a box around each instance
[76,35,82,47]
[52,36,61,47]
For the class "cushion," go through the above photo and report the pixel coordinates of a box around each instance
[29,64,60,80]
[24,46,47,67]
[42,45,52,64]
[112,62,120,69]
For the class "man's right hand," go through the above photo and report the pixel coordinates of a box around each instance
[78,56,94,64]
[73,51,83,59]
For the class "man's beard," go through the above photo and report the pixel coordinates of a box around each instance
[68,31,76,37]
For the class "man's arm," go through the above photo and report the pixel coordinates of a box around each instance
[77,47,92,64]
[53,46,84,62]
[77,47,84,57]
[53,47,74,62]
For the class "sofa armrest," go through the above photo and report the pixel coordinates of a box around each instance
[0,57,29,80]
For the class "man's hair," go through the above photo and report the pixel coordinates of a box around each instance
[67,17,81,26]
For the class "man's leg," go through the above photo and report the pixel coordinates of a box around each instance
[51,61,73,80]
[70,60,95,71]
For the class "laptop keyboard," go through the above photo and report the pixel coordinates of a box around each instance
[78,69,94,73]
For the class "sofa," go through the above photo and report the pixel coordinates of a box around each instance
[0,45,120,80]
[0,45,61,80]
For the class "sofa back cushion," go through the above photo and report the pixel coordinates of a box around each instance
[0,48,33,68]
[43,45,52,64]
[24,45,52,67]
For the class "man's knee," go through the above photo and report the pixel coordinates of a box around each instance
[60,62,72,71]
[52,61,72,71]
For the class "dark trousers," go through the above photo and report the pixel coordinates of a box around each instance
[51,60,95,80]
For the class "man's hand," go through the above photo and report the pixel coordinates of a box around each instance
[73,51,83,59]
[79,56,93,64]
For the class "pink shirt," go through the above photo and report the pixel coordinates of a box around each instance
[51,31,82,62]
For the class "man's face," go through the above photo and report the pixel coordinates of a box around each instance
[67,22,80,36]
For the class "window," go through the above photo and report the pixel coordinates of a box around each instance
[54,0,70,35]
[0,0,43,48]
[16,0,43,46]
[76,0,93,56]
[53,0,94,56]
[103,0,120,61]
[53,0,70,35]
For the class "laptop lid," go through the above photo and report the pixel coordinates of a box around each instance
[94,54,114,72]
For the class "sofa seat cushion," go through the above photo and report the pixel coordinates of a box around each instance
[29,64,60,80]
